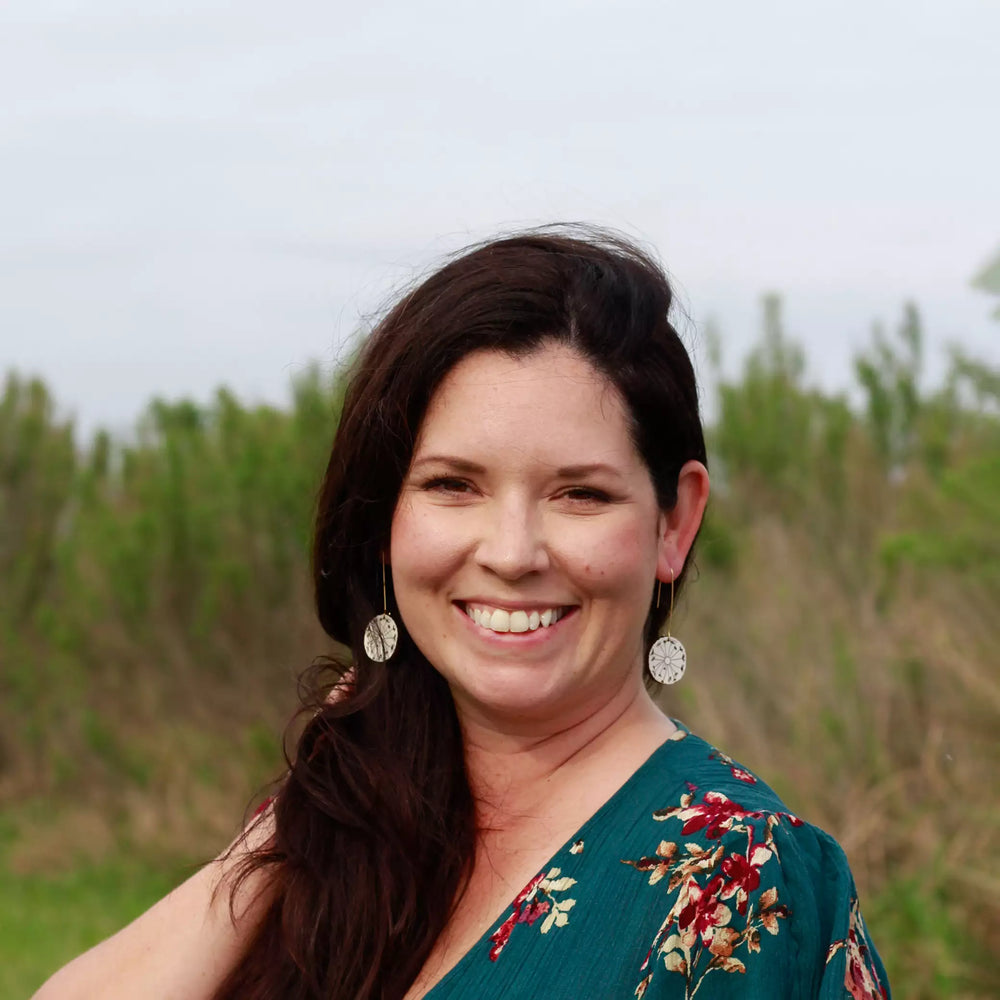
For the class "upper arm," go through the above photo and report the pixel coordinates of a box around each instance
[32,812,274,1000]
[775,822,891,1000]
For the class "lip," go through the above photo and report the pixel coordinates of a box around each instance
[456,598,576,613]
[452,601,578,643]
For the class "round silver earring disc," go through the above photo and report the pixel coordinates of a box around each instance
[648,635,686,684]
[363,613,398,662]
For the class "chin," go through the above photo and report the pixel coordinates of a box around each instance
[445,667,571,723]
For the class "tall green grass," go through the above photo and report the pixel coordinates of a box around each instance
[1,304,997,998]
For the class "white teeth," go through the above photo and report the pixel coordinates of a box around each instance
[509,610,530,632]
[465,604,565,634]
[489,609,510,632]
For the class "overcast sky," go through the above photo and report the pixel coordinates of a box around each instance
[3,0,998,440]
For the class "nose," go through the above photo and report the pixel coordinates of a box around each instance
[474,494,549,580]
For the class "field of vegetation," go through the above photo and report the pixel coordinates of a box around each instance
[2,298,997,998]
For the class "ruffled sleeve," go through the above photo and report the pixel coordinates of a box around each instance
[784,824,891,1000]
[748,817,890,999]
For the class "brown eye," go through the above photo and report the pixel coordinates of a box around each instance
[423,477,473,494]
[561,488,611,503]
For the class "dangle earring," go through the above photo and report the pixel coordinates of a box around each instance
[363,562,399,663]
[647,569,686,684]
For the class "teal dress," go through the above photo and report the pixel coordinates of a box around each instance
[427,723,890,999]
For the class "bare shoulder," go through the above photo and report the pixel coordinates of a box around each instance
[31,811,274,1000]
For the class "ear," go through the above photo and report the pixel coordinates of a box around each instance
[656,460,710,582]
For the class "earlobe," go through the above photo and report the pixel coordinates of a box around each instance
[656,460,710,580]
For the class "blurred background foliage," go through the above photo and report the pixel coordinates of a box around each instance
[1,301,998,998]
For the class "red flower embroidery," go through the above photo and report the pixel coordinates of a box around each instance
[488,867,578,961]
[718,844,772,915]
[828,899,889,1000]
[518,899,551,925]
[680,791,753,839]
[627,776,804,996]
[676,875,730,947]
[655,788,803,851]
[489,871,545,960]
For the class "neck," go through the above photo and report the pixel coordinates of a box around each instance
[457,675,675,834]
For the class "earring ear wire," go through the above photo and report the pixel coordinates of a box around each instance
[363,561,399,662]
[647,567,687,684]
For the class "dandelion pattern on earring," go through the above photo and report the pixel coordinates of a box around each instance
[363,561,398,662]
[648,569,686,684]
[647,635,686,684]
[363,613,398,662]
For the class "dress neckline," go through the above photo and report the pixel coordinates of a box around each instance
[421,721,693,998]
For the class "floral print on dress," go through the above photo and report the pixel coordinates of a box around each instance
[827,897,889,999]
[624,783,802,999]
[488,866,578,961]
[709,748,758,784]
[463,732,888,999]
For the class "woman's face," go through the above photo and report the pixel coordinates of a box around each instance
[389,342,676,730]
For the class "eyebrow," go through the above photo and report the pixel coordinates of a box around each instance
[410,455,487,474]
[555,463,624,479]
[410,455,624,478]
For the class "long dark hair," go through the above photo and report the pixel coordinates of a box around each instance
[214,227,707,1000]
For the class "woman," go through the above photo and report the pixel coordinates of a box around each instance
[36,228,890,999]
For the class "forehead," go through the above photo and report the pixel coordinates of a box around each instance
[414,343,638,462]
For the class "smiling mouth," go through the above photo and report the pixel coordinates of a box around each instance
[461,603,571,634]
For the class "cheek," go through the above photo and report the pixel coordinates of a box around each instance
[390,500,465,589]
[564,517,657,592]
